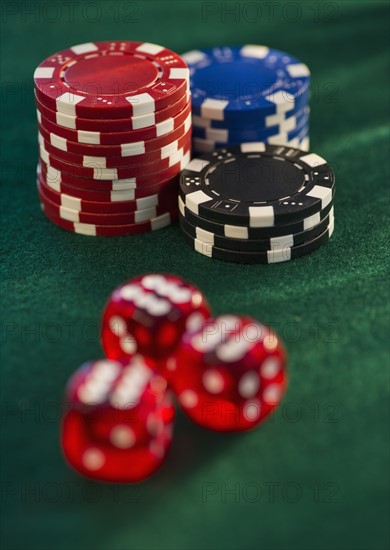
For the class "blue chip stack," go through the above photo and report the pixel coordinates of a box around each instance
[182,45,311,155]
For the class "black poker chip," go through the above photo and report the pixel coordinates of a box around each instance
[179,207,334,253]
[179,143,335,227]
[180,218,334,264]
[178,195,334,240]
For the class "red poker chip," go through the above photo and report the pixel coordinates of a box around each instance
[38,182,177,225]
[38,114,191,158]
[35,91,190,133]
[37,165,179,208]
[38,156,187,191]
[40,201,177,237]
[38,171,178,214]
[39,142,192,180]
[37,100,192,145]
[34,41,189,119]
[38,128,192,168]
[38,162,180,201]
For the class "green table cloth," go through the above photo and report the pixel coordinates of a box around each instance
[1,1,389,549]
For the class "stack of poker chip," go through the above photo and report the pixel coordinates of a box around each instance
[182,45,310,155]
[178,144,335,264]
[34,41,191,237]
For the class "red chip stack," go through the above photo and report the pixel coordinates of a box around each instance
[33,41,191,236]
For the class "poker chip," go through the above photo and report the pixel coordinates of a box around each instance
[38,115,191,158]
[38,167,179,207]
[192,135,310,155]
[192,123,310,155]
[192,124,310,152]
[180,207,334,252]
[178,143,335,263]
[39,182,174,225]
[179,144,335,226]
[34,42,191,235]
[183,45,310,120]
[34,41,189,119]
[181,218,334,264]
[192,102,310,131]
[39,142,191,180]
[40,201,176,237]
[179,195,334,240]
[38,171,178,214]
[39,157,187,193]
[192,108,310,143]
[37,101,192,145]
[38,128,192,168]
[183,45,310,153]
[35,90,190,132]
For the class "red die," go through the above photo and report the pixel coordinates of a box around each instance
[101,274,211,377]
[61,357,175,482]
[170,315,287,432]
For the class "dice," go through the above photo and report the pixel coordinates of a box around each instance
[169,315,287,432]
[60,274,289,482]
[61,357,175,482]
[101,274,211,378]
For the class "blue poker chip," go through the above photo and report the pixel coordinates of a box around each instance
[192,123,310,154]
[192,108,310,143]
[182,45,310,122]
[192,97,310,131]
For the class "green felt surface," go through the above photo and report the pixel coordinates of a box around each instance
[1,1,389,549]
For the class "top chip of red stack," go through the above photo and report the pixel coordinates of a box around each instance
[34,41,190,119]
